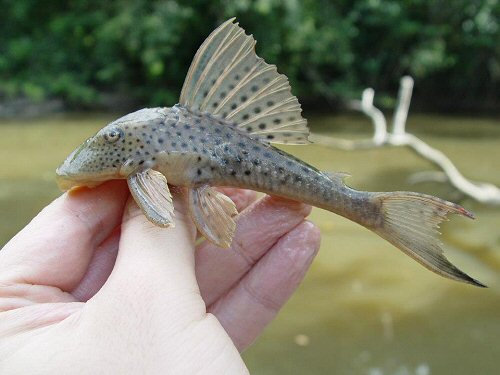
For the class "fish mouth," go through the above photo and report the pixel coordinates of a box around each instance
[55,169,115,191]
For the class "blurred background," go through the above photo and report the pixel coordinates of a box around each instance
[0,0,499,374]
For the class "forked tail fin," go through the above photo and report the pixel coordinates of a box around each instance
[368,192,485,287]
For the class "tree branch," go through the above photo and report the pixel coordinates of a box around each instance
[309,76,500,205]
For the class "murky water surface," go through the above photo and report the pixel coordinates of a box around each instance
[0,113,498,374]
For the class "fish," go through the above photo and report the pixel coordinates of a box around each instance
[56,18,484,287]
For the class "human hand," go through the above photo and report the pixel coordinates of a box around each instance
[0,181,320,374]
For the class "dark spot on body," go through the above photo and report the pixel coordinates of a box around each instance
[188,135,195,140]
[266,134,275,140]
[267,101,274,107]
[171,142,177,147]
[197,169,202,176]
[184,124,191,130]
[158,138,164,144]
[231,103,237,110]
[259,123,266,130]
[263,152,271,158]
[246,126,253,132]
[215,128,221,134]
[181,143,188,148]
[242,114,249,120]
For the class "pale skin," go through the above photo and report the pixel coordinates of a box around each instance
[0,180,321,374]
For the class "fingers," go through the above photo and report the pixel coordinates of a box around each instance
[196,195,312,306]
[209,221,321,351]
[0,180,129,293]
[98,190,202,309]
[215,188,257,212]
[70,227,120,302]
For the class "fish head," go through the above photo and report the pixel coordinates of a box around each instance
[56,107,168,190]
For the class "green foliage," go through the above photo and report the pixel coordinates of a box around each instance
[0,0,498,111]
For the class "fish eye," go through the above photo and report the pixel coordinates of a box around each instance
[104,128,122,143]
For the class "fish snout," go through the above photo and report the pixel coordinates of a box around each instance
[55,142,117,190]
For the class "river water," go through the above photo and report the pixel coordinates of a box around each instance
[0,113,498,374]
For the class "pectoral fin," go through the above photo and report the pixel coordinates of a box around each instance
[127,169,175,227]
[188,185,238,248]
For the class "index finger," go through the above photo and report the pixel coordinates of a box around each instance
[195,195,312,306]
[0,180,129,292]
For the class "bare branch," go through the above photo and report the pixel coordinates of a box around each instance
[311,76,500,205]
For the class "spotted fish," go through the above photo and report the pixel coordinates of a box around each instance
[56,19,484,287]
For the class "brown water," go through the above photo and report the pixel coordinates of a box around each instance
[0,113,499,374]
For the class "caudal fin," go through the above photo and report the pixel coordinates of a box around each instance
[370,192,485,287]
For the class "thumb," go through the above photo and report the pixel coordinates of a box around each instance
[96,188,204,319]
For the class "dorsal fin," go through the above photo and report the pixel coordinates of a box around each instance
[179,18,309,145]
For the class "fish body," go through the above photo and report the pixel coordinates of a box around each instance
[57,19,484,287]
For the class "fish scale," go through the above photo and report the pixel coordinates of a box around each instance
[56,19,484,287]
